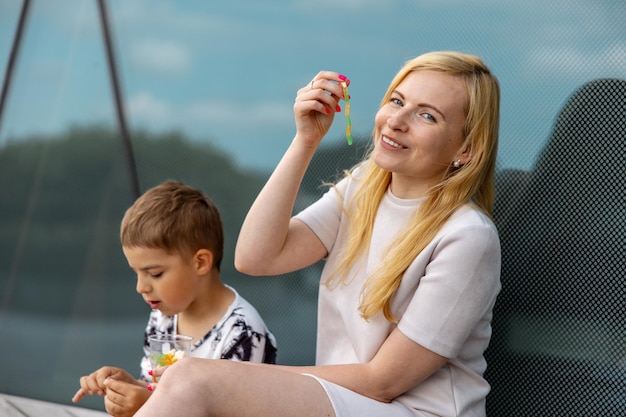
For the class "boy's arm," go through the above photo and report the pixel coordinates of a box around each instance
[102,378,151,417]
[72,366,138,403]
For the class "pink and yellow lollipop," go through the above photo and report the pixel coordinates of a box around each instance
[341,80,353,146]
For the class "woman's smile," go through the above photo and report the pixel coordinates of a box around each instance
[381,135,407,149]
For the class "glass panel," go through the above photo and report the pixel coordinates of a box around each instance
[0,0,139,411]
[1,0,624,414]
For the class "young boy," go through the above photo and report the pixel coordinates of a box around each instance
[72,181,277,416]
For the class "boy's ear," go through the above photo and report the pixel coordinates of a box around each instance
[194,249,214,274]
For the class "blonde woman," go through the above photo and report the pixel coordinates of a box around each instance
[135,51,501,417]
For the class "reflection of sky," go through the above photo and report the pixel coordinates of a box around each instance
[0,0,624,171]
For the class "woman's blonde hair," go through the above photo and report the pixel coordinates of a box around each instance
[329,51,500,322]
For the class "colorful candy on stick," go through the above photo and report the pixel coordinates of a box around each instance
[341,81,353,146]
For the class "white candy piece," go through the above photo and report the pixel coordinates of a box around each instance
[173,350,186,361]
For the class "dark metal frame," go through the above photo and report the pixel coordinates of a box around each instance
[0,0,140,200]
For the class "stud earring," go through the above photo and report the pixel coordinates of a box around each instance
[453,159,461,168]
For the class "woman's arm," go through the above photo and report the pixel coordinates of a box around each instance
[269,327,447,403]
[234,143,327,276]
[235,71,346,276]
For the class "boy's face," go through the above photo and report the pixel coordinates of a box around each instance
[123,246,199,316]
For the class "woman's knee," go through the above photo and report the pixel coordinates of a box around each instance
[160,357,213,387]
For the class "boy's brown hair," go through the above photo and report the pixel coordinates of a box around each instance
[120,181,224,270]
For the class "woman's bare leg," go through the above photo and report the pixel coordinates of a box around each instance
[134,358,336,417]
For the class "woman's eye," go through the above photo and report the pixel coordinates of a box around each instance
[422,112,436,122]
[150,272,163,278]
[390,97,403,106]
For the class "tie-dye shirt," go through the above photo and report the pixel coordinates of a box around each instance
[139,285,277,381]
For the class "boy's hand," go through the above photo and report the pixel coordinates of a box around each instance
[103,378,152,417]
[71,366,136,403]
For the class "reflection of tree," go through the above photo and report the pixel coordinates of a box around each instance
[0,126,261,317]
[0,126,369,320]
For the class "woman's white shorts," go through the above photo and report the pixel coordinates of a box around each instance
[303,373,418,417]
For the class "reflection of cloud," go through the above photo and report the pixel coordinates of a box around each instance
[130,39,191,75]
[127,92,170,120]
[604,44,626,70]
[187,100,291,126]
[300,0,523,11]
[524,43,625,78]
[294,0,392,11]
[115,0,248,36]
[127,92,293,130]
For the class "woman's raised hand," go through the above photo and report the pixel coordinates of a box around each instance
[294,71,350,146]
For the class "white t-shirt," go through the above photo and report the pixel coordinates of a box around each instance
[294,171,501,417]
[139,286,277,382]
